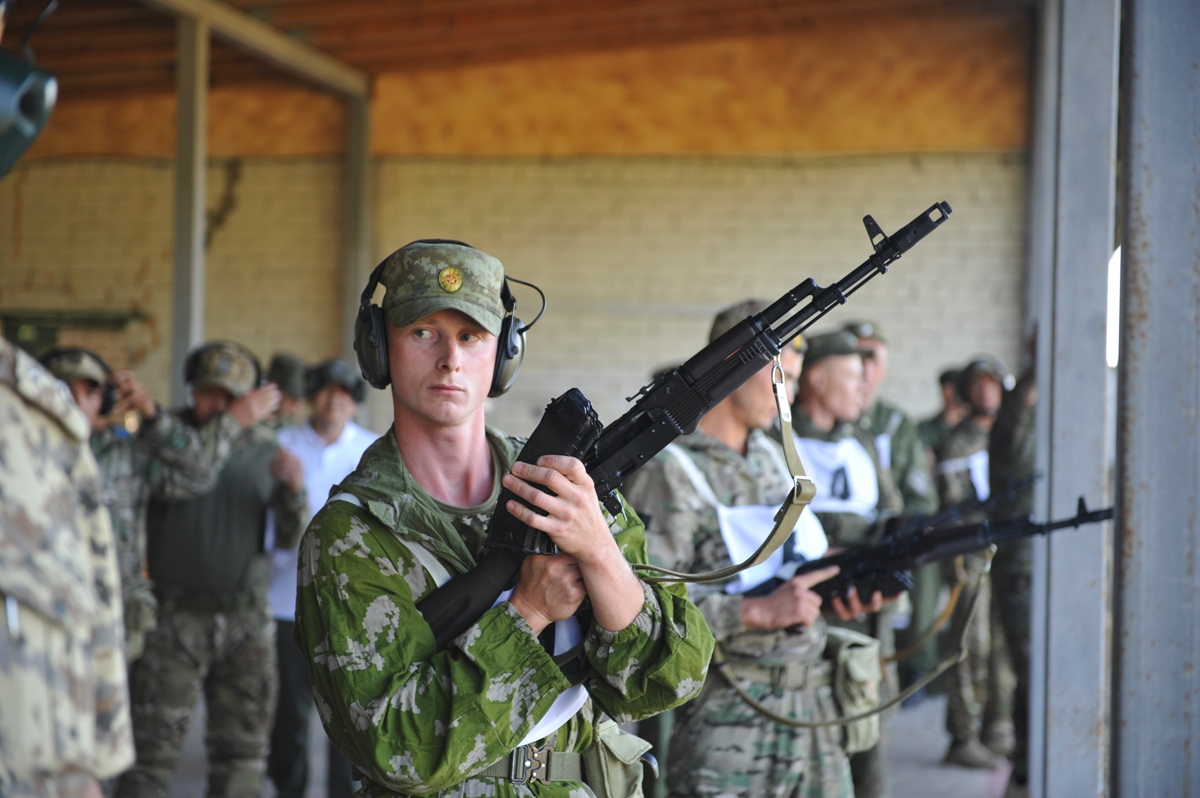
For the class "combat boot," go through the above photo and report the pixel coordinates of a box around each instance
[943,739,1007,770]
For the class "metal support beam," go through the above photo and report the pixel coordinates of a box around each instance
[1028,1,1121,795]
[140,0,367,98]
[169,15,208,407]
[1113,0,1200,793]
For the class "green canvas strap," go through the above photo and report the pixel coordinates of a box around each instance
[634,357,818,585]
[477,744,583,784]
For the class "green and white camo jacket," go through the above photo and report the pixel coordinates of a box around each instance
[294,426,713,798]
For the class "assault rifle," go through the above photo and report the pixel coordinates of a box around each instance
[746,497,1113,603]
[417,201,953,650]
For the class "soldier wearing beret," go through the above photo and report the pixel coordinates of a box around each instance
[293,240,712,797]
[116,342,308,798]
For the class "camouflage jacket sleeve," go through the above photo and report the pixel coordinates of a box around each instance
[143,411,228,500]
[269,462,309,552]
[295,497,709,795]
[622,456,746,645]
[891,416,938,515]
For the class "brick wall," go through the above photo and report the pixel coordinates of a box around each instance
[1,152,1025,434]
[0,157,344,404]
[375,153,1028,436]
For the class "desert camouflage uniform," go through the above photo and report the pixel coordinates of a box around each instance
[935,417,1014,750]
[294,427,712,798]
[623,428,853,798]
[116,415,308,798]
[988,372,1036,783]
[0,341,135,796]
[787,409,901,798]
[92,412,243,662]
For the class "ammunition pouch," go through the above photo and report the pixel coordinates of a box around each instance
[582,716,655,798]
[824,626,883,754]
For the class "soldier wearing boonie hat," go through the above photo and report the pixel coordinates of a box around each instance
[293,240,711,798]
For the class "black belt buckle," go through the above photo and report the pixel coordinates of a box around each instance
[510,743,548,785]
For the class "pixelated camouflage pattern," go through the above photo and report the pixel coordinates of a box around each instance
[622,429,852,798]
[859,400,938,516]
[295,426,712,797]
[934,416,990,517]
[380,241,506,336]
[0,341,135,796]
[91,412,243,661]
[189,343,258,398]
[115,595,277,798]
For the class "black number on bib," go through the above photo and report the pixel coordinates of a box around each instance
[830,467,851,500]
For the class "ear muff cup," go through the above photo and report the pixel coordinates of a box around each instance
[355,299,392,390]
[489,308,526,398]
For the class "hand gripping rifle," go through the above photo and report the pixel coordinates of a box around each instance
[417,201,953,650]
[748,497,1114,603]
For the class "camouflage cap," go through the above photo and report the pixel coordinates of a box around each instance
[307,358,365,403]
[187,341,259,397]
[267,353,307,399]
[39,347,112,385]
[709,298,771,343]
[379,240,505,336]
[843,319,887,343]
[803,330,872,369]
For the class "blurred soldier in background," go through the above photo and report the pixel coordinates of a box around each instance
[39,348,250,664]
[791,330,902,798]
[626,302,856,798]
[116,342,308,798]
[988,365,1037,798]
[0,339,135,798]
[935,356,1015,770]
[844,321,938,517]
[266,353,308,428]
[917,368,967,454]
[266,359,375,798]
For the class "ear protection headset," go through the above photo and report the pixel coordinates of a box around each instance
[354,239,545,398]
[183,340,264,389]
[39,346,118,415]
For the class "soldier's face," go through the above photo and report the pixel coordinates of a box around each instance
[968,374,1003,417]
[192,384,234,425]
[728,361,780,432]
[858,338,888,402]
[780,348,804,406]
[387,309,498,429]
[820,355,867,422]
[311,383,357,430]
[68,378,104,430]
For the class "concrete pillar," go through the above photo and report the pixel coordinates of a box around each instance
[1112,0,1200,793]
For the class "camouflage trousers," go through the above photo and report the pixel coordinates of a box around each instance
[992,544,1032,783]
[944,558,1015,745]
[666,666,853,798]
[114,591,278,798]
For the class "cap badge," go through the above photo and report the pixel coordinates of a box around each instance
[438,266,464,293]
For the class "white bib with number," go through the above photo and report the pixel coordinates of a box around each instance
[792,435,880,519]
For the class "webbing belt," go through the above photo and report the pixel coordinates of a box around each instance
[633,358,817,584]
[477,744,583,784]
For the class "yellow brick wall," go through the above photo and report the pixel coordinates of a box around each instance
[1,153,1025,435]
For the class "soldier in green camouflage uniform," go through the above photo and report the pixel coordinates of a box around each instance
[988,369,1036,797]
[295,240,712,798]
[916,368,967,454]
[934,357,1014,770]
[116,343,308,798]
[790,331,901,798]
[0,339,135,797]
[624,303,853,798]
[842,323,943,690]
[40,348,266,664]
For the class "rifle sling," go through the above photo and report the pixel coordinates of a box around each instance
[633,358,818,585]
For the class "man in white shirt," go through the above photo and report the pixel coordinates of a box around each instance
[265,359,377,798]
